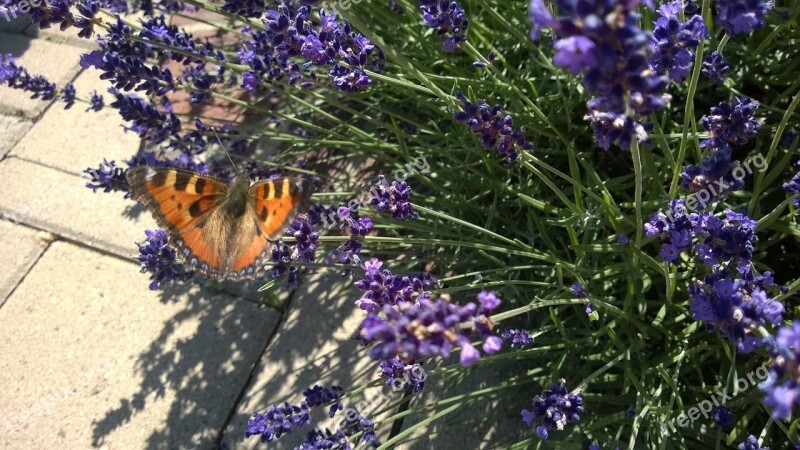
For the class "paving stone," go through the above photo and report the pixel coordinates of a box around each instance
[23,22,100,50]
[219,272,393,449]
[0,32,86,118]
[11,67,142,175]
[0,241,280,449]
[0,14,30,34]
[0,115,33,158]
[0,157,153,258]
[0,219,48,305]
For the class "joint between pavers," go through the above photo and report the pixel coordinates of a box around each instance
[212,288,297,448]
[0,233,54,310]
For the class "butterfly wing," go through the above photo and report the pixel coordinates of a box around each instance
[127,166,230,277]
[223,177,313,280]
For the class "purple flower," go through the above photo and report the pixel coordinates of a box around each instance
[296,429,350,450]
[737,435,769,450]
[370,175,419,220]
[0,54,57,101]
[246,401,312,443]
[553,36,597,74]
[61,83,76,109]
[649,0,709,82]
[760,322,800,420]
[701,97,761,150]
[711,405,733,427]
[360,293,501,367]
[269,215,319,285]
[326,239,363,267]
[285,216,319,263]
[85,159,130,197]
[570,282,587,298]
[783,161,800,209]
[702,51,730,84]
[303,385,343,418]
[353,258,437,312]
[241,71,258,91]
[692,210,758,268]
[501,329,534,348]
[646,203,758,268]
[339,411,379,446]
[237,6,382,93]
[529,0,670,149]
[88,91,104,112]
[419,0,469,52]
[521,379,583,440]
[477,290,501,311]
[689,269,783,352]
[379,357,426,392]
[618,233,629,244]
[716,0,773,35]
[680,144,745,201]
[454,92,534,163]
[136,229,194,290]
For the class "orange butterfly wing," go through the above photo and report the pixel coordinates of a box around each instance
[225,177,313,277]
[127,167,228,276]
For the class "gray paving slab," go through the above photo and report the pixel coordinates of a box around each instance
[0,32,86,118]
[11,67,142,175]
[23,23,100,50]
[0,115,33,158]
[0,157,154,259]
[0,240,281,449]
[220,271,392,449]
[0,219,48,305]
[0,15,30,34]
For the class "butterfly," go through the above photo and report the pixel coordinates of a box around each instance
[127,167,313,281]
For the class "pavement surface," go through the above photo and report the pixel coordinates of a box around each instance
[0,17,387,450]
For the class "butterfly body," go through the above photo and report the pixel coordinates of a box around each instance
[127,167,311,281]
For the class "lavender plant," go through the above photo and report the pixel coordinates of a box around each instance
[3,0,800,447]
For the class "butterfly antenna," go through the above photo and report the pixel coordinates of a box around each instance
[253,144,299,172]
[211,126,240,173]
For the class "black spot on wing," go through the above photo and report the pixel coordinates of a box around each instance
[274,180,283,198]
[175,172,191,191]
[195,177,206,195]
[259,206,269,221]
[189,200,203,217]
[152,171,167,187]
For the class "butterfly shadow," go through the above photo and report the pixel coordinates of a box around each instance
[88,279,282,448]
[218,270,383,449]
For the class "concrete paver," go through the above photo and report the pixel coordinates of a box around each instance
[220,271,389,449]
[0,157,153,259]
[0,240,280,449]
[0,16,30,34]
[11,67,142,175]
[0,32,86,118]
[0,115,33,158]
[0,219,48,305]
